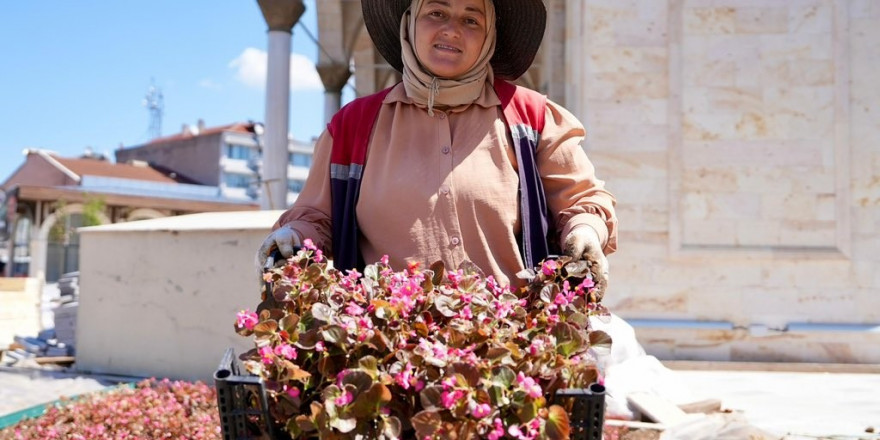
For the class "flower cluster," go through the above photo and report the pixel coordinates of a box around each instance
[235,240,611,439]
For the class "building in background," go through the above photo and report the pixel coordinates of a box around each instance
[0,148,258,282]
[114,120,315,209]
[317,0,880,364]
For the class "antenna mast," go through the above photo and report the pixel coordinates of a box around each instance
[143,79,164,139]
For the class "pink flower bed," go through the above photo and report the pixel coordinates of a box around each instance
[0,378,220,440]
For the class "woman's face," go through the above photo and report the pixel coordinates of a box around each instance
[414,0,488,79]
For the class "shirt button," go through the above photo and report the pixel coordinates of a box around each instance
[451,237,460,246]
[441,146,450,154]
[439,186,449,195]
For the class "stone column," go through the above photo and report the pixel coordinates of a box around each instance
[316,62,352,124]
[257,0,305,210]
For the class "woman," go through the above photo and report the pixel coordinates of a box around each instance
[257,0,617,292]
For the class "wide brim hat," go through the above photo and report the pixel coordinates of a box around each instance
[361,0,547,80]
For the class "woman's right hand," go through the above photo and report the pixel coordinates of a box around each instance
[255,224,301,270]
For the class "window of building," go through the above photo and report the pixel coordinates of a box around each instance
[289,152,311,167]
[226,144,253,160]
[224,173,251,189]
[287,179,305,193]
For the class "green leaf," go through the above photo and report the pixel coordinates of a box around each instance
[311,303,333,322]
[358,356,379,377]
[330,416,357,433]
[544,404,572,440]
[321,325,348,346]
[492,366,515,387]
[364,264,379,280]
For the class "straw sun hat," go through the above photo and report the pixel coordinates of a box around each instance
[361,0,547,80]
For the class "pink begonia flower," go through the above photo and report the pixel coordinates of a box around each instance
[334,391,353,406]
[315,341,326,352]
[459,305,473,320]
[395,363,415,390]
[441,390,464,409]
[381,254,390,265]
[487,418,505,440]
[471,403,492,419]
[541,259,558,276]
[286,387,301,399]
[274,343,297,360]
[346,301,365,316]
[580,276,595,291]
[516,372,543,399]
[259,346,273,365]
[236,309,259,330]
[303,238,317,250]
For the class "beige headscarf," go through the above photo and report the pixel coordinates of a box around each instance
[400,0,496,115]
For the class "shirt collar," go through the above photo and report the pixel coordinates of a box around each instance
[383,81,502,113]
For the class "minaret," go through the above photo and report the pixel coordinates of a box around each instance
[256,0,305,210]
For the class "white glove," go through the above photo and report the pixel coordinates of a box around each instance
[255,224,301,271]
[562,225,609,298]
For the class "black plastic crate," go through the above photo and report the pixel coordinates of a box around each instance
[553,384,606,440]
[215,348,605,440]
[214,347,290,440]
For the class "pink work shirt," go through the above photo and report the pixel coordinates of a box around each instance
[276,82,617,287]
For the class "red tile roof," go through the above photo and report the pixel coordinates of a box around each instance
[53,156,178,183]
[146,122,255,145]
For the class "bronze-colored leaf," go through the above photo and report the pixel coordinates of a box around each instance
[450,362,481,387]
[564,260,589,278]
[588,329,613,355]
[321,324,349,346]
[419,385,444,410]
[381,416,403,439]
[544,404,572,440]
[254,320,278,337]
[411,410,442,439]
[294,414,316,432]
[430,260,446,286]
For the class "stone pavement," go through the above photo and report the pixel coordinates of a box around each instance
[1,358,879,439]
[0,365,123,419]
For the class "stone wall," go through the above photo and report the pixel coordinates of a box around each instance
[573,0,880,363]
[75,211,280,381]
[0,278,41,348]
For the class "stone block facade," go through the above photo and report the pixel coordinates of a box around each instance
[332,0,880,363]
[563,0,880,363]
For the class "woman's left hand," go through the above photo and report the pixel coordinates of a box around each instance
[563,226,609,298]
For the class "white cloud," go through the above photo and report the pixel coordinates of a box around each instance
[229,47,323,91]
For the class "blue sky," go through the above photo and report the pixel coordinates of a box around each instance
[0,0,338,181]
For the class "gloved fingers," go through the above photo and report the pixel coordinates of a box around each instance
[256,235,277,269]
